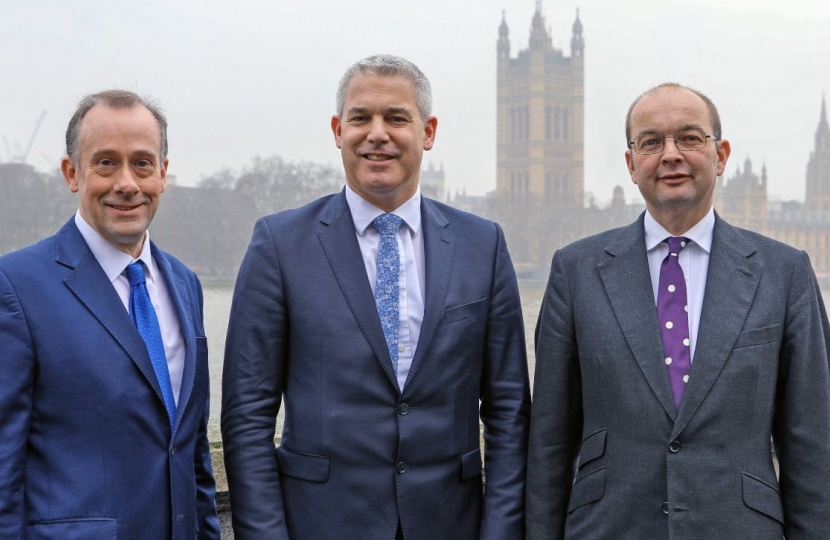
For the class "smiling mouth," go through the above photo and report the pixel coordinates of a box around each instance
[108,203,142,211]
[363,153,395,161]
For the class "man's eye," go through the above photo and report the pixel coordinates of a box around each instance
[640,136,660,147]
[136,160,152,168]
[389,116,408,124]
[99,159,115,167]
[679,132,704,143]
[349,116,368,123]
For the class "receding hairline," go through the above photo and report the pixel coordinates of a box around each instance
[625,83,722,144]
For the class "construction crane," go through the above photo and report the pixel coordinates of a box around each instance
[11,110,47,164]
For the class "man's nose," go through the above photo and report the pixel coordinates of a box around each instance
[661,136,683,162]
[113,167,141,194]
[367,117,390,143]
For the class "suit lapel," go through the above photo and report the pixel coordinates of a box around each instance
[405,199,454,388]
[316,191,400,391]
[56,221,166,406]
[598,217,678,420]
[672,217,761,437]
[152,244,195,434]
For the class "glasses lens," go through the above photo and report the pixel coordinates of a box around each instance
[634,134,663,154]
[675,129,707,151]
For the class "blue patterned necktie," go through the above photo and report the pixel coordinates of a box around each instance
[372,213,403,374]
[125,261,176,425]
[657,237,692,410]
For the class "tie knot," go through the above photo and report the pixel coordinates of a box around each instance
[372,213,403,236]
[125,261,146,288]
[665,236,689,255]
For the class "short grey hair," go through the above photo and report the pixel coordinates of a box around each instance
[625,82,722,146]
[336,54,433,120]
[65,89,168,165]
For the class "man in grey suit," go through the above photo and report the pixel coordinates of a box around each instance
[526,83,830,539]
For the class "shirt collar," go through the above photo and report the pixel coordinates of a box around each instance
[74,211,156,283]
[344,184,422,236]
[644,207,714,254]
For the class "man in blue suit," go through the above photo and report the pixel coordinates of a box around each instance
[222,54,531,539]
[0,90,220,539]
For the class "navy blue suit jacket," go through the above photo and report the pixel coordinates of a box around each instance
[0,219,220,539]
[222,191,531,539]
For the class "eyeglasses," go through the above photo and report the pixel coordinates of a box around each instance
[628,128,718,155]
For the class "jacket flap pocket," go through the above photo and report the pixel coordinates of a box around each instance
[576,429,607,470]
[734,325,781,349]
[444,298,486,325]
[742,472,784,524]
[195,335,208,353]
[26,518,117,540]
[276,445,330,482]
[461,447,483,479]
[567,468,605,514]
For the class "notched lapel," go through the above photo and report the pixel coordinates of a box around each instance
[317,193,400,391]
[673,222,761,436]
[598,220,678,420]
[63,251,166,403]
[153,246,195,433]
[404,201,454,389]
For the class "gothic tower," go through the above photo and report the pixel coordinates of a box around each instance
[805,95,830,211]
[496,3,585,267]
[720,157,767,233]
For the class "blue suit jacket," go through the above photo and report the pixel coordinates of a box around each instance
[222,191,531,540]
[0,219,220,540]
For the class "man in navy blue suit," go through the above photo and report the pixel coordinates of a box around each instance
[222,54,531,539]
[0,90,220,539]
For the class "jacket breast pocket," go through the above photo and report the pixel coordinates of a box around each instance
[276,445,330,482]
[195,335,208,362]
[26,518,117,540]
[443,298,486,325]
[733,325,780,349]
[460,447,482,480]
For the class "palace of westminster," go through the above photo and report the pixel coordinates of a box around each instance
[433,3,830,277]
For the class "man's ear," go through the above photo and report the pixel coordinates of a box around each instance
[61,156,79,193]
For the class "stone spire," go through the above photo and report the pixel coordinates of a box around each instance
[816,93,829,153]
[498,9,510,59]
[529,1,551,51]
[571,8,584,57]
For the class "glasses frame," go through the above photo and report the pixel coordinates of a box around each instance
[628,130,719,155]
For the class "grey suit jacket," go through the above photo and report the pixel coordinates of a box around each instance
[527,212,830,540]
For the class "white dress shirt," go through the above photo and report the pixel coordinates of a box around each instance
[74,211,185,403]
[345,185,425,390]
[644,208,714,363]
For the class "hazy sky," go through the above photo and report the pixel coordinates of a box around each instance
[2,0,829,204]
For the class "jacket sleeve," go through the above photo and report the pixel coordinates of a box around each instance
[478,223,532,540]
[0,268,34,538]
[774,251,830,540]
[526,249,584,540]
[192,276,221,540]
[221,218,290,539]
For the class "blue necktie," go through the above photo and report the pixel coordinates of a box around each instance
[125,261,176,425]
[372,213,403,374]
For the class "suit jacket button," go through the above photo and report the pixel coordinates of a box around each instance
[662,502,669,514]
[668,440,681,453]
[396,461,407,473]
[398,403,409,415]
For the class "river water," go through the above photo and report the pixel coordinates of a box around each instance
[203,279,548,426]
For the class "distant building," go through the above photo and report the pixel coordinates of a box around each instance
[495,3,587,269]
[420,162,446,202]
[716,98,830,277]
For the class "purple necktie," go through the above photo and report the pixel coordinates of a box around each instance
[657,237,691,410]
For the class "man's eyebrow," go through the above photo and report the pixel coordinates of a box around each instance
[386,107,413,117]
[346,106,369,116]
